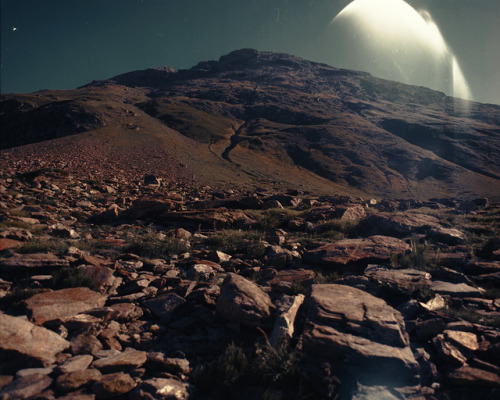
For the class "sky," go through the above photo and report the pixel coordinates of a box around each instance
[1,0,499,105]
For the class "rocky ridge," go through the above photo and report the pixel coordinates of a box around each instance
[0,168,499,399]
[1,49,500,200]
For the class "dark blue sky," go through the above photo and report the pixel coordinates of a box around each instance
[1,0,499,104]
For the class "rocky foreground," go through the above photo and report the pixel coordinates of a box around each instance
[0,168,499,400]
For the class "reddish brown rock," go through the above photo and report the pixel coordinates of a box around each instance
[0,253,70,274]
[70,332,103,356]
[91,348,147,373]
[80,265,122,295]
[25,287,107,325]
[265,268,315,286]
[304,235,410,266]
[362,212,441,237]
[445,366,500,387]
[143,292,186,321]
[216,273,275,328]
[56,355,94,375]
[0,312,70,371]
[91,372,137,399]
[301,284,419,386]
[55,369,102,392]
[0,373,52,399]
[0,239,21,252]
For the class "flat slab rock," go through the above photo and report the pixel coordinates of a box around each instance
[301,284,419,386]
[0,253,70,274]
[304,235,410,266]
[363,212,441,237]
[364,266,431,292]
[429,281,484,297]
[91,348,147,373]
[24,287,107,325]
[0,312,70,371]
[0,373,52,400]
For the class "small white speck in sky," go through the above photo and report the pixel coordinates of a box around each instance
[12,27,17,31]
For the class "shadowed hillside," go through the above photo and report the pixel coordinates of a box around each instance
[1,49,499,200]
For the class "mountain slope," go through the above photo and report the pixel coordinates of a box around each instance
[1,49,499,199]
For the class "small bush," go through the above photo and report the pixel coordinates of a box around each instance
[73,239,120,254]
[441,306,500,328]
[8,209,32,218]
[0,288,40,310]
[315,218,361,238]
[246,208,304,231]
[125,234,189,258]
[391,236,432,270]
[50,267,99,291]
[314,271,340,284]
[0,220,32,230]
[254,337,302,387]
[194,338,332,399]
[202,230,264,256]
[194,342,249,394]
[18,239,69,255]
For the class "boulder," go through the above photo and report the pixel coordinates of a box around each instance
[304,236,410,266]
[362,212,440,237]
[0,313,70,372]
[428,227,466,245]
[301,284,419,388]
[25,287,107,325]
[364,265,431,294]
[216,273,275,328]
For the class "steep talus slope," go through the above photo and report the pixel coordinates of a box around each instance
[1,49,499,199]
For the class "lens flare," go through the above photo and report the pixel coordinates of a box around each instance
[329,0,472,100]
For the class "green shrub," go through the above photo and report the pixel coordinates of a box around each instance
[246,208,304,231]
[314,271,340,284]
[194,338,333,399]
[194,342,249,394]
[202,230,264,256]
[0,220,32,230]
[50,267,99,291]
[0,288,40,310]
[391,236,432,270]
[441,306,500,328]
[18,239,69,255]
[254,337,302,387]
[72,239,120,254]
[125,234,189,258]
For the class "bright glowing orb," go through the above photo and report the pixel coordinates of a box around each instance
[329,0,472,100]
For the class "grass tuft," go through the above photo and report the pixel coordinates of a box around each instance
[18,239,69,255]
[125,234,189,258]
[50,266,99,291]
[391,236,433,270]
